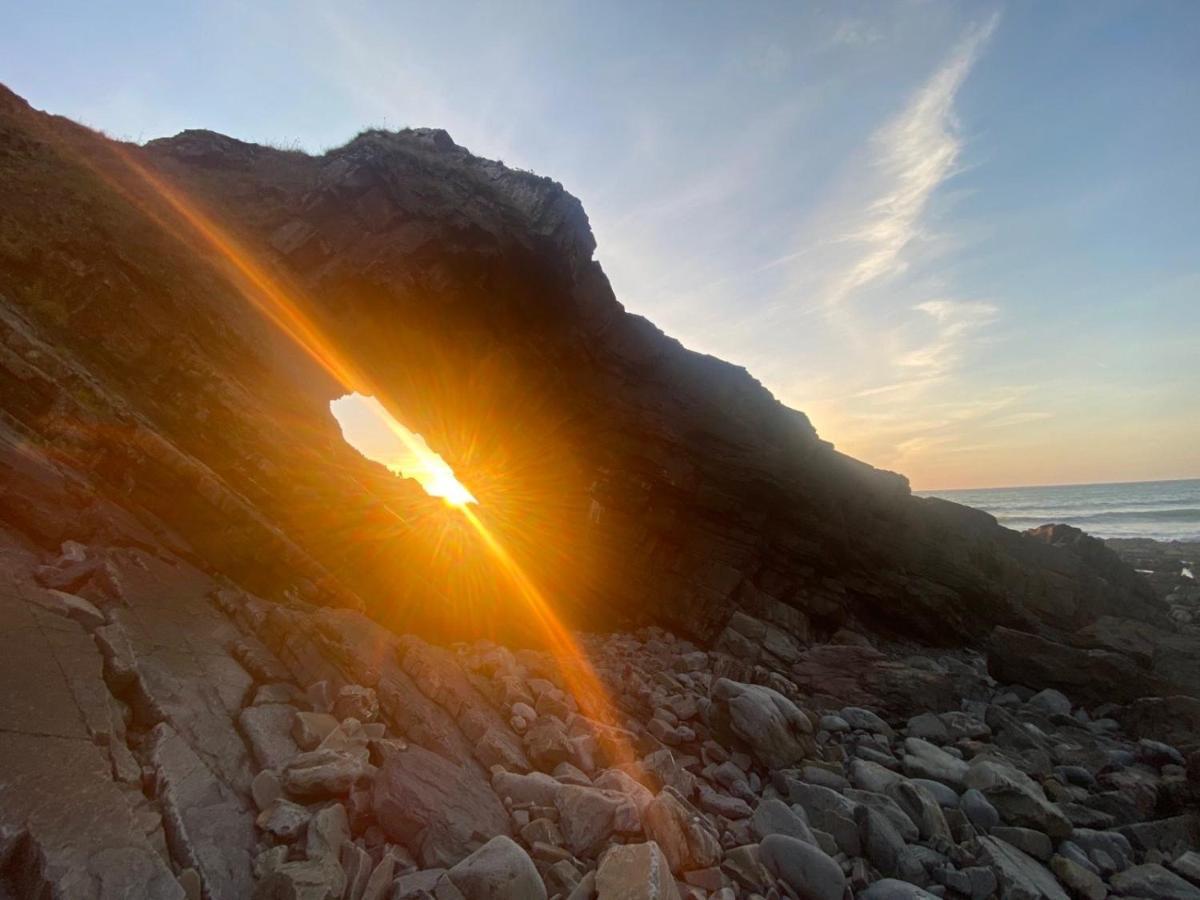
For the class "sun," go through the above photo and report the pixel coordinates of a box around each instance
[425,467,478,507]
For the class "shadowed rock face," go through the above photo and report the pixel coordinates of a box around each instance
[0,84,1164,647]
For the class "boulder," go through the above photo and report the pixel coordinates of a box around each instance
[554,784,637,858]
[1049,855,1106,900]
[372,744,510,867]
[447,836,546,900]
[976,836,1068,900]
[595,841,681,900]
[239,704,301,771]
[841,707,894,737]
[642,786,721,874]
[855,805,909,880]
[857,880,939,899]
[885,780,951,842]
[283,748,373,799]
[750,797,816,845]
[708,678,813,769]
[964,759,1072,839]
[1028,689,1072,717]
[901,738,969,791]
[758,834,845,900]
[844,790,919,843]
[960,788,999,833]
[1110,863,1200,899]
[988,627,1167,706]
[1117,696,1200,754]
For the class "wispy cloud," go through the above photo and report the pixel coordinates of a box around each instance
[896,298,999,376]
[818,13,999,309]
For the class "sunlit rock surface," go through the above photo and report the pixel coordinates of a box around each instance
[1,85,1199,898]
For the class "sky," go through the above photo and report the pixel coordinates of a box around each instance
[4,1,1197,489]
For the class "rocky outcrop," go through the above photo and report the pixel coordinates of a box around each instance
[0,84,1168,654]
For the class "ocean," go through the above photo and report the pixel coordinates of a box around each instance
[918,478,1200,543]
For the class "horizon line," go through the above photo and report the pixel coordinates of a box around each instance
[915,475,1200,494]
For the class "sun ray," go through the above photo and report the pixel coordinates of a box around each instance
[85,142,637,768]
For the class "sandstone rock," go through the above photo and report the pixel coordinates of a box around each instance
[283,748,373,799]
[841,707,894,736]
[901,737,969,790]
[149,724,255,900]
[594,768,655,814]
[1173,850,1200,883]
[851,758,903,793]
[976,835,1069,900]
[758,834,845,900]
[750,797,816,845]
[447,835,546,900]
[988,627,1167,706]
[1110,862,1200,899]
[857,879,939,899]
[252,770,283,811]
[708,678,813,769]
[844,789,920,843]
[1049,854,1106,900]
[965,758,1072,838]
[372,744,510,867]
[856,805,910,880]
[885,780,951,842]
[34,588,106,630]
[595,841,681,900]
[955,787,1003,835]
[992,826,1053,861]
[240,703,301,771]
[293,712,340,751]
[642,786,721,874]
[334,685,379,722]
[1028,689,1072,717]
[554,784,637,858]
[492,769,563,807]
[256,799,311,842]
[524,717,575,771]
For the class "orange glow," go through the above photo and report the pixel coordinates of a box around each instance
[91,144,635,767]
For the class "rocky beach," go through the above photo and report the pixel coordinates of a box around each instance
[0,85,1198,899]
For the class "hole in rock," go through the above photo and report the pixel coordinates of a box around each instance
[331,392,477,506]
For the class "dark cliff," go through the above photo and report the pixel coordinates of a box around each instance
[0,85,1163,648]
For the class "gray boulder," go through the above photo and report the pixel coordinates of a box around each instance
[372,745,510,867]
[642,786,721,874]
[976,836,1069,900]
[447,836,546,900]
[1110,863,1200,900]
[858,879,939,899]
[758,834,845,900]
[708,678,813,769]
[595,841,681,900]
[750,797,816,845]
[960,788,999,833]
[901,738,969,791]
[964,759,1072,839]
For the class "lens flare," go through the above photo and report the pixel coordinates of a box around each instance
[80,141,635,767]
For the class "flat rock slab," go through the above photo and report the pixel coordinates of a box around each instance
[149,723,256,900]
[0,731,183,899]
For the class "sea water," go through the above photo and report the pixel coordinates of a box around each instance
[918,478,1200,542]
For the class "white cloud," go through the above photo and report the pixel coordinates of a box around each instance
[896,298,998,376]
[817,13,999,309]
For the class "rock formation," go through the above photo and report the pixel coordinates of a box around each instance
[0,85,1198,898]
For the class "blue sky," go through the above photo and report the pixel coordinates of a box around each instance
[4,1,1197,488]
